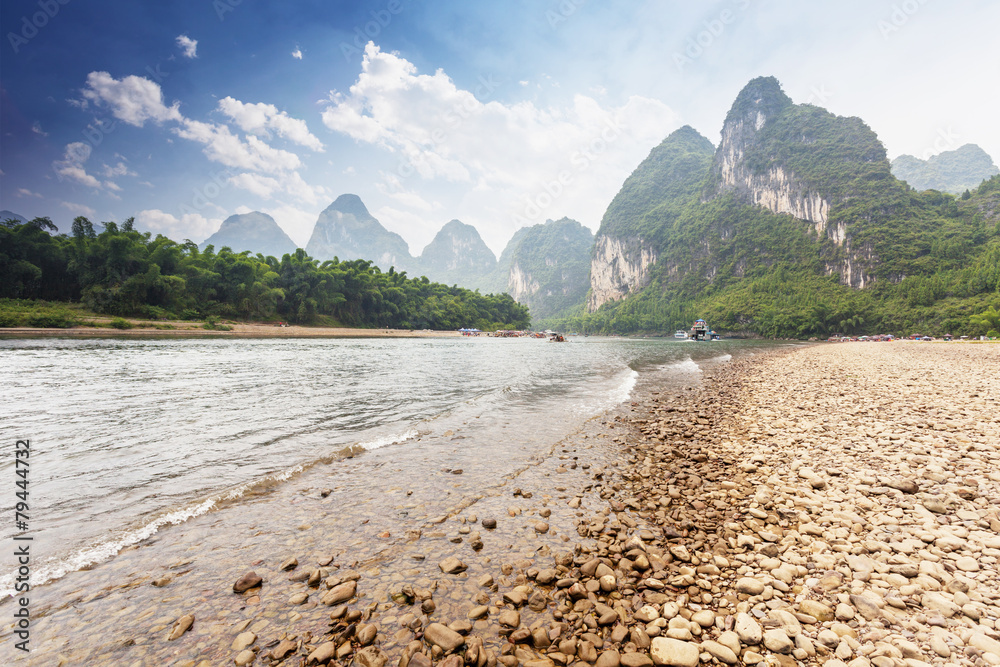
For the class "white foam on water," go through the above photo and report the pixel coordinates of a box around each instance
[0,496,219,598]
[356,429,418,451]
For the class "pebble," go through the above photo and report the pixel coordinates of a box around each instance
[233,571,262,593]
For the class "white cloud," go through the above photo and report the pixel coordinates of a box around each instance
[52,142,104,189]
[81,71,182,126]
[176,35,198,59]
[174,119,303,173]
[218,97,324,151]
[102,161,136,178]
[73,71,329,220]
[61,201,97,217]
[291,48,303,60]
[135,209,220,242]
[229,170,326,205]
[321,43,680,251]
[17,187,43,198]
[31,121,48,136]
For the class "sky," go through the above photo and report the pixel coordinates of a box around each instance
[2,0,998,256]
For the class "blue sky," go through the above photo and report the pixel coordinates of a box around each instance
[2,0,998,254]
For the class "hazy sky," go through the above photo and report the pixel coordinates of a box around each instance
[2,1,998,255]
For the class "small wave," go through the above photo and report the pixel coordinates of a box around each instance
[357,429,418,451]
[0,429,419,597]
[0,497,218,598]
[611,369,639,404]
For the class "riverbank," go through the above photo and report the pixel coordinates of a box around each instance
[4,343,998,666]
[0,322,462,338]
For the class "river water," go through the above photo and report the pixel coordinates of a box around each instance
[0,335,775,600]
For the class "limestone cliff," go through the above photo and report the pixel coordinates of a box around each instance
[705,76,829,225]
[494,218,593,320]
[586,236,658,311]
[587,125,715,311]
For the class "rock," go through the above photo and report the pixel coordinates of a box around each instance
[233,571,262,593]
[649,638,699,667]
[885,478,919,494]
[272,640,297,660]
[151,577,171,587]
[835,603,855,621]
[322,580,357,605]
[970,634,1000,658]
[499,609,520,628]
[468,605,488,619]
[167,614,194,640]
[280,557,298,571]
[232,631,256,651]
[597,650,622,667]
[478,574,494,588]
[735,612,762,645]
[235,649,256,666]
[289,592,308,605]
[307,641,337,664]
[955,556,979,572]
[929,635,951,658]
[439,557,467,574]
[700,640,738,665]
[735,577,765,595]
[620,653,653,667]
[799,600,833,622]
[691,610,715,628]
[354,646,389,667]
[763,629,793,654]
[482,518,497,529]
[357,623,377,646]
[922,592,960,617]
[424,623,465,651]
[535,522,550,533]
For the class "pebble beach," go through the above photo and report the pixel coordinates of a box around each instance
[5,342,999,667]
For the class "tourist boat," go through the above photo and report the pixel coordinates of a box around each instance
[691,318,709,341]
[673,330,689,339]
[548,333,567,342]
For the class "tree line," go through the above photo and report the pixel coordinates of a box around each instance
[0,216,530,331]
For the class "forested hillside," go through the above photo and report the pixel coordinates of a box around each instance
[0,216,529,331]
[549,77,1000,338]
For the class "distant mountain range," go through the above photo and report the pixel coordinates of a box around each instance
[195,194,593,320]
[1,210,29,225]
[891,144,999,194]
[200,211,296,257]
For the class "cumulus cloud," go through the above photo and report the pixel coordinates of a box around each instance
[18,187,43,198]
[321,43,680,249]
[218,96,324,151]
[81,71,183,126]
[135,209,220,242]
[176,35,198,59]
[52,142,104,189]
[174,119,304,173]
[291,48,303,60]
[61,201,97,217]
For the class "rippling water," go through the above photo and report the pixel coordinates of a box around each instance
[0,335,774,595]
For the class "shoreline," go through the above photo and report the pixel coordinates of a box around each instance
[0,322,463,338]
[4,344,999,666]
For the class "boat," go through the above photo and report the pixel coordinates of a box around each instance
[691,318,709,341]
[673,330,689,340]
[548,332,567,342]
